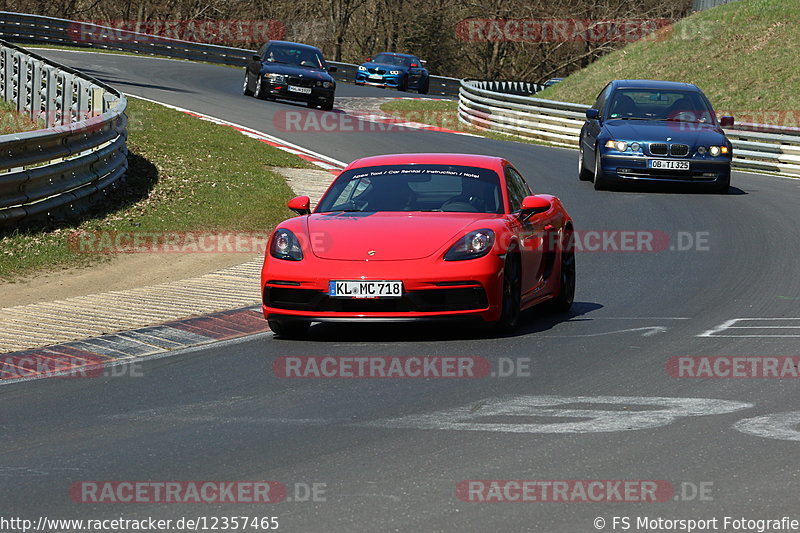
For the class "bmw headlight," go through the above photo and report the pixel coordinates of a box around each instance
[322,81,333,88]
[444,229,495,261]
[390,70,400,75]
[605,140,628,152]
[697,146,707,155]
[268,73,285,83]
[270,229,303,261]
[358,65,367,71]
[708,146,728,156]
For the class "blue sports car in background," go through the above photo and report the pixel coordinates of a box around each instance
[356,52,429,93]
[579,79,734,193]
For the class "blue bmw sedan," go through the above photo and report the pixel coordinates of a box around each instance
[578,80,734,193]
[356,52,429,93]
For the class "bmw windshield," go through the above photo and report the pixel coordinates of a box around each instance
[607,89,716,123]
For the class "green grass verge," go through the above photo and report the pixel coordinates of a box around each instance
[538,0,800,112]
[379,98,567,148]
[0,100,44,134]
[0,98,308,280]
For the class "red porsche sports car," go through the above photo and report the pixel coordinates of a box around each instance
[261,153,575,338]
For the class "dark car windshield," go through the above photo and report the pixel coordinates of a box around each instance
[371,53,414,67]
[316,164,503,214]
[607,89,715,123]
[265,44,325,69]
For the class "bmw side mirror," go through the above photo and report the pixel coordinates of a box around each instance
[252,55,261,62]
[519,195,551,219]
[586,108,600,120]
[719,115,734,128]
[327,66,338,73]
[288,196,311,216]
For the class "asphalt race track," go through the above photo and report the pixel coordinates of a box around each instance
[2,51,800,532]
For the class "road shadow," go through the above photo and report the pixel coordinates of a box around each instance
[604,182,747,195]
[276,301,603,344]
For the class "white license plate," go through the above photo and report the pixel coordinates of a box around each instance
[288,85,312,94]
[368,75,383,80]
[329,280,403,299]
[649,159,689,170]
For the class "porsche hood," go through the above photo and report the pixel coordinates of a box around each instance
[304,212,488,261]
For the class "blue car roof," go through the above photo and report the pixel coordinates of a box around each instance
[611,79,700,91]
[267,40,323,53]
[373,52,416,58]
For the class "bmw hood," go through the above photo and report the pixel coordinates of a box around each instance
[261,64,333,82]
[361,62,408,73]
[306,212,485,261]
[603,120,727,147]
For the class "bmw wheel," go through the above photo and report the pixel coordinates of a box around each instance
[418,77,429,95]
[255,76,265,100]
[578,144,593,181]
[242,71,254,96]
[593,147,610,190]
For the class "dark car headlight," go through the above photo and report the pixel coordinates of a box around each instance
[444,229,495,261]
[267,73,285,83]
[270,229,303,261]
[389,70,401,75]
[358,65,367,71]
[322,81,333,88]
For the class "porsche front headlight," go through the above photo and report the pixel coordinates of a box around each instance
[444,229,495,261]
[270,229,303,261]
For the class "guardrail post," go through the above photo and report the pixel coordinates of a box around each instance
[30,56,42,122]
[44,65,57,128]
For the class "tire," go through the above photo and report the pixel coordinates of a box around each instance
[397,76,408,92]
[254,76,265,100]
[268,318,310,339]
[548,230,576,313]
[321,98,334,111]
[418,78,429,95]
[593,147,610,190]
[242,71,254,96]
[578,144,593,181]
[493,254,521,333]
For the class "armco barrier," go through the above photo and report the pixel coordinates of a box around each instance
[0,12,461,97]
[458,79,800,178]
[0,40,127,228]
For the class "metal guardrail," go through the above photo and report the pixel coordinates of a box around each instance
[458,79,800,178]
[0,39,127,228]
[0,12,461,97]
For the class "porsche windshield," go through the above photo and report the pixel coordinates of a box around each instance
[607,89,715,123]
[316,164,503,214]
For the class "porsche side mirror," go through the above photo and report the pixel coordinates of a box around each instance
[586,108,600,120]
[519,195,551,218]
[719,115,734,128]
[327,66,338,73]
[288,196,311,215]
